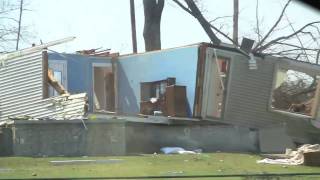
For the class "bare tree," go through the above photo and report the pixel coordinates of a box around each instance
[250,0,320,64]
[143,0,164,51]
[172,0,320,64]
[0,0,29,52]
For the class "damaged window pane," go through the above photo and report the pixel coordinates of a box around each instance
[271,68,318,116]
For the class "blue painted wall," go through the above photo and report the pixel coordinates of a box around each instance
[48,53,112,111]
[117,45,200,116]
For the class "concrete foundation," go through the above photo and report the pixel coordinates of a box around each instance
[126,123,258,154]
[259,127,296,153]
[1,116,259,156]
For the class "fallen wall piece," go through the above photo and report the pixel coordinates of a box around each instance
[0,93,88,122]
[257,144,320,165]
[45,93,87,120]
[0,37,86,122]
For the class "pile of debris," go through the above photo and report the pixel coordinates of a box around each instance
[258,144,320,166]
[76,48,119,58]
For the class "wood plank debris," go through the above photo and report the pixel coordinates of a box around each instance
[48,69,69,95]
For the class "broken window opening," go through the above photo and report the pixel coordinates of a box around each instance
[271,67,319,117]
[93,66,115,112]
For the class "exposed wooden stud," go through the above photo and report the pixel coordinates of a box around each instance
[42,50,49,98]
[112,57,119,114]
[48,69,69,95]
[193,44,207,118]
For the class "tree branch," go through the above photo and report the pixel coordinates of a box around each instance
[172,0,193,16]
[253,0,291,51]
[274,42,313,49]
[209,24,236,44]
[172,0,235,44]
[255,0,262,42]
[284,14,310,62]
[172,0,221,45]
[209,15,232,23]
[255,21,320,53]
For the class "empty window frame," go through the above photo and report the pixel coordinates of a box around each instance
[201,53,230,119]
[271,65,320,117]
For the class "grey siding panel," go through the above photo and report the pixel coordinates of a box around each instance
[0,51,44,121]
[223,55,291,128]
[0,51,86,121]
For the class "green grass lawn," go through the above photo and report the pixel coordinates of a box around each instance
[0,153,320,179]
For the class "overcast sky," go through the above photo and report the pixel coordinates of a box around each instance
[21,0,319,54]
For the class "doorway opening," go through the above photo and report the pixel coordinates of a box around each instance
[93,65,115,112]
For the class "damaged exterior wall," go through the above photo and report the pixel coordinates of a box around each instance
[112,42,320,141]
[209,48,291,128]
[48,53,113,112]
[0,51,44,121]
[0,50,86,121]
[202,47,320,142]
[117,45,199,116]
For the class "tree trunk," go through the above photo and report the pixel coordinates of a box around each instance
[143,0,164,51]
[233,0,239,45]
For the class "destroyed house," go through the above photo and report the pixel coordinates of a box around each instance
[47,42,320,143]
[1,40,320,156]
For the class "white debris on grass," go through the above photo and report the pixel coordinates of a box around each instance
[160,147,202,154]
[50,159,124,165]
[257,144,320,165]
